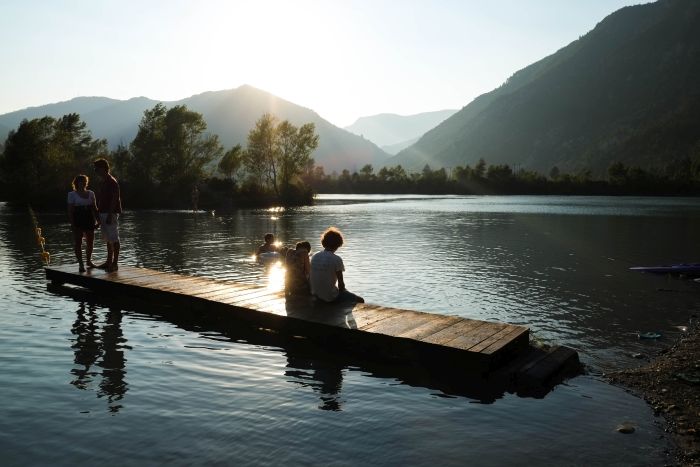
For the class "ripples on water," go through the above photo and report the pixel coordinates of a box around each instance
[2,196,698,465]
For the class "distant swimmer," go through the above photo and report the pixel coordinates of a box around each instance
[257,233,279,255]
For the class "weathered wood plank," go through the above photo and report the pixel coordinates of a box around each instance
[445,322,509,351]
[361,310,438,336]
[421,319,488,346]
[44,264,547,375]
[397,315,462,340]
[480,326,530,355]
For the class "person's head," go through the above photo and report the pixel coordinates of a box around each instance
[296,241,311,253]
[93,158,110,176]
[264,233,274,244]
[72,174,89,191]
[320,227,343,252]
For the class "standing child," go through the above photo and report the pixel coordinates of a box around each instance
[67,174,100,272]
[309,227,364,304]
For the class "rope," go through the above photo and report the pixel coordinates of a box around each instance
[28,205,50,265]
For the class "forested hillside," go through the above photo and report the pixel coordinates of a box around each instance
[391,0,700,176]
[0,86,389,172]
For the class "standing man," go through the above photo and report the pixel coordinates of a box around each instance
[93,158,122,272]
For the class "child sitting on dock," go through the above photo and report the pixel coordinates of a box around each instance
[285,241,311,296]
[310,227,364,304]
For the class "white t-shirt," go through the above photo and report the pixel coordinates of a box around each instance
[67,190,96,207]
[310,250,345,302]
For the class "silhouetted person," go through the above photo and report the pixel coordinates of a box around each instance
[93,158,122,272]
[67,174,100,272]
[310,227,364,304]
[257,233,278,255]
[285,241,311,296]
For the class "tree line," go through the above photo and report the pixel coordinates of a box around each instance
[306,159,700,196]
[1,106,698,209]
[0,105,318,208]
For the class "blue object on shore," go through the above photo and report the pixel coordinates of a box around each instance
[630,263,700,276]
[637,331,662,339]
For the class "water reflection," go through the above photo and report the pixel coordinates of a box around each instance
[70,300,129,413]
[285,355,345,411]
[51,284,550,407]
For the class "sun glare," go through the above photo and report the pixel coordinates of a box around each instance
[266,261,286,292]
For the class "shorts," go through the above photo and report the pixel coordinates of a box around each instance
[99,213,120,243]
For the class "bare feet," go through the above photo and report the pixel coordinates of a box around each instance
[106,263,119,273]
[79,262,86,273]
[86,262,97,269]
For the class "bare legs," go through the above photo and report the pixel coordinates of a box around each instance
[85,230,96,268]
[74,229,98,272]
[73,229,85,272]
[104,241,120,272]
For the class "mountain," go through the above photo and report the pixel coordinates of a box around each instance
[381,136,420,155]
[0,85,390,172]
[389,0,700,175]
[345,109,457,150]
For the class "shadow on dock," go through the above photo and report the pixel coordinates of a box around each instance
[48,283,582,406]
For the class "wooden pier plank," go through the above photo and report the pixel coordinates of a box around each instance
[361,310,438,337]
[445,322,509,351]
[44,264,538,373]
[421,319,489,346]
[397,315,462,340]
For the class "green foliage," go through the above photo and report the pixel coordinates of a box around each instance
[218,144,244,181]
[307,159,700,196]
[0,114,106,206]
[127,104,224,206]
[243,114,319,201]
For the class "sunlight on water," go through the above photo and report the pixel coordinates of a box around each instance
[265,261,286,291]
[1,196,696,465]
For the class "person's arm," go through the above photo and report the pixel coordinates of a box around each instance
[336,270,346,292]
[106,178,119,224]
[90,192,100,227]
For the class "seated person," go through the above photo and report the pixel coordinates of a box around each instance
[257,233,278,255]
[309,227,364,304]
[285,241,311,296]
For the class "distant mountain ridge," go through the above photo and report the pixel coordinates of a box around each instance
[344,109,457,151]
[390,0,700,175]
[0,85,390,172]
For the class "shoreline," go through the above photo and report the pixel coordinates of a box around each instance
[605,318,700,466]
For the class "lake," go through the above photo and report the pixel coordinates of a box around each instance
[2,195,699,465]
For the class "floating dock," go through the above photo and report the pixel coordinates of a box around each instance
[45,264,580,391]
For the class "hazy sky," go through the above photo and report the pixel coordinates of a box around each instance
[1,0,647,127]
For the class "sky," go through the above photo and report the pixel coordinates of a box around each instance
[1,0,648,127]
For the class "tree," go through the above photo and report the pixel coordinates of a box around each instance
[359,164,374,180]
[244,114,319,198]
[129,103,166,189]
[129,104,223,204]
[549,166,560,180]
[277,120,319,195]
[474,158,487,179]
[160,105,222,187]
[245,113,278,192]
[0,114,106,205]
[218,144,243,181]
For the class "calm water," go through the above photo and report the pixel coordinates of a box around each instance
[2,195,700,465]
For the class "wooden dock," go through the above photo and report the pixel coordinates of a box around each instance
[45,264,579,387]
